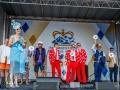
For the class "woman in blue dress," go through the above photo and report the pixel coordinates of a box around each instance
[9,20,26,88]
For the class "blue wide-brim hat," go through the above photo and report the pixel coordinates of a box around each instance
[11,20,21,30]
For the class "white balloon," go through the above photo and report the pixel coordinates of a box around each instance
[109,53,114,58]
[93,35,98,39]
[29,46,34,51]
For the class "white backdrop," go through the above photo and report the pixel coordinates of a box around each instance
[10,21,116,81]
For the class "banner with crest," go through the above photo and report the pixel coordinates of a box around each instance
[10,20,116,81]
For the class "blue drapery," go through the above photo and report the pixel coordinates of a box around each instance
[10,37,26,74]
[18,42,26,74]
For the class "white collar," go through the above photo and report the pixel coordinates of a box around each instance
[71,49,75,52]
[98,50,101,52]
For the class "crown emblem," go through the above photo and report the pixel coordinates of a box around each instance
[52,29,75,45]
[52,29,74,39]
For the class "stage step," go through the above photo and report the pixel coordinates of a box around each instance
[0,88,25,90]
[59,83,94,89]
[80,84,94,89]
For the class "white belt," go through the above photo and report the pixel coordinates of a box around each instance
[94,61,99,63]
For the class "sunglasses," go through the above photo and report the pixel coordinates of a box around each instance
[77,45,81,46]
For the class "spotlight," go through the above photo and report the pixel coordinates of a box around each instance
[116,21,120,24]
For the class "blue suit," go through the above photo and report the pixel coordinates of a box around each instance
[92,44,106,82]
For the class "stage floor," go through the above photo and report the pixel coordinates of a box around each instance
[2,82,33,90]
[1,82,120,90]
[1,82,94,90]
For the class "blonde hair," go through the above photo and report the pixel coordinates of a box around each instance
[23,40,27,44]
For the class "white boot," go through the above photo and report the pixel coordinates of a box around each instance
[14,79,19,87]
[9,81,14,88]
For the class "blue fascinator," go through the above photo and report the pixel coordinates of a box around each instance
[11,20,21,29]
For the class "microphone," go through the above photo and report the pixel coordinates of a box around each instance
[18,36,20,42]
[16,36,20,42]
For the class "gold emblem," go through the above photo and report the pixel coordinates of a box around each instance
[52,29,74,39]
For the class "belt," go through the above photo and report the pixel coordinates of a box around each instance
[94,61,103,64]
[70,61,76,62]
[94,61,99,63]
[55,59,60,61]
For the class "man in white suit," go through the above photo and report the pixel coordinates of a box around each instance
[0,39,11,84]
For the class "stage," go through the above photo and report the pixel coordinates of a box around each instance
[0,80,95,90]
[0,0,120,90]
[1,81,119,90]
[0,78,120,90]
[3,82,33,90]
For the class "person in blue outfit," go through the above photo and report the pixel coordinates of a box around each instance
[9,20,26,88]
[91,39,106,82]
[19,40,32,85]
